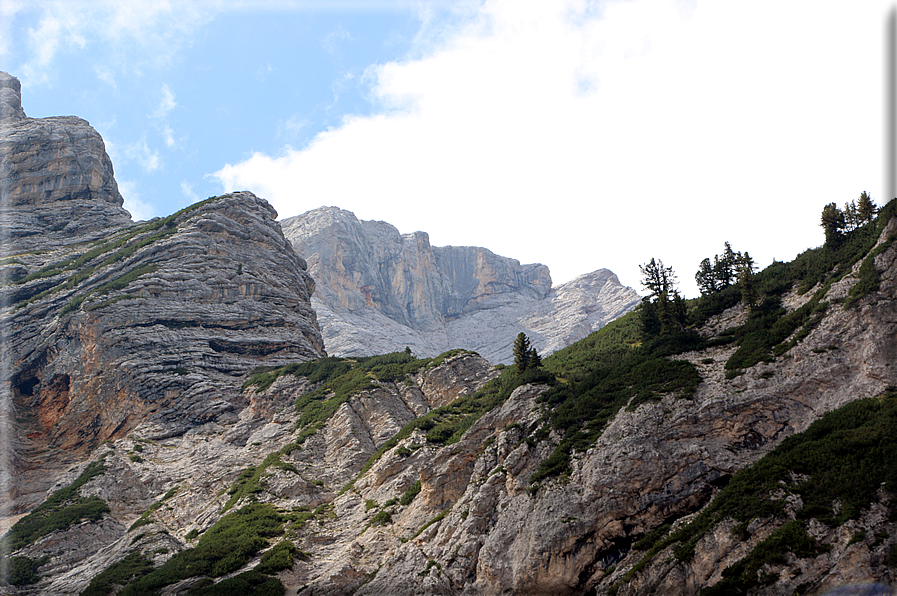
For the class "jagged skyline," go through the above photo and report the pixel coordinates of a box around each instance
[2,0,890,297]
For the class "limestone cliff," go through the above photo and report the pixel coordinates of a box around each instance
[0,72,131,253]
[281,206,640,363]
[4,71,897,596]
[0,73,324,519]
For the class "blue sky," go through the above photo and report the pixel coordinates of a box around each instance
[2,0,893,297]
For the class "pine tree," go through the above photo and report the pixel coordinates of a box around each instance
[820,202,845,247]
[857,191,877,223]
[639,296,661,339]
[695,258,719,296]
[843,199,861,231]
[738,252,757,310]
[528,347,542,368]
[513,332,531,373]
[639,259,685,337]
[639,258,676,299]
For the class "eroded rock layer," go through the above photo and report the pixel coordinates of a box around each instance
[0,73,325,516]
[281,206,640,363]
[0,72,131,252]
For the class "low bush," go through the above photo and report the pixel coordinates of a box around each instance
[2,457,108,551]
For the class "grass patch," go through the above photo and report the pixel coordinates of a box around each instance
[129,486,180,532]
[1,457,109,551]
[118,503,285,595]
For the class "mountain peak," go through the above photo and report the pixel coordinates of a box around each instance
[0,71,25,122]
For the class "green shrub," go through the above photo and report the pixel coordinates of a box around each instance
[0,555,49,587]
[400,480,421,506]
[624,389,897,586]
[370,510,393,526]
[119,503,284,595]
[2,458,108,551]
[185,570,285,596]
[255,540,307,574]
[80,552,154,596]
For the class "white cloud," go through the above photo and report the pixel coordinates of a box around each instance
[213,0,892,296]
[0,0,27,59]
[151,84,178,148]
[320,25,352,55]
[12,0,441,86]
[117,180,157,221]
[121,137,161,173]
[153,83,176,119]
[94,65,117,88]
[15,1,217,86]
[181,180,200,203]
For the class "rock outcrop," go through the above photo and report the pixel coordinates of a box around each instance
[281,206,640,363]
[0,73,325,517]
[0,72,131,253]
[4,71,897,596]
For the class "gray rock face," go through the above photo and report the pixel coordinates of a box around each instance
[0,78,324,522]
[5,216,897,595]
[0,72,131,253]
[2,191,325,517]
[282,207,640,363]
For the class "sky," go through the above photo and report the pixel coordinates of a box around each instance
[1,0,893,298]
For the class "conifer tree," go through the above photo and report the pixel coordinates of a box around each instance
[695,258,719,296]
[857,191,877,223]
[528,347,542,368]
[639,259,686,337]
[513,332,531,373]
[639,296,661,339]
[843,199,860,231]
[714,242,740,287]
[738,252,757,310]
[820,202,846,247]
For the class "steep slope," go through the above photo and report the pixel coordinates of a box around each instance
[5,204,894,596]
[3,70,897,596]
[0,72,131,253]
[281,206,640,363]
[0,73,324,522]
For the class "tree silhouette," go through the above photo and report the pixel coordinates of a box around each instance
[820,202,846,247]
[513,333,532,373]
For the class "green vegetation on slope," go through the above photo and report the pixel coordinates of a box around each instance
[0,555,50,587]
[118,503,286,596]
[346,363,555,493]
[243,349,478,448]
[528,199,896,483]
[533,323,703,483]
[1,457,109,552]
[129,486,180,531]
[80,552,156,596]
[12,195,220,311]
[620,388,897,593]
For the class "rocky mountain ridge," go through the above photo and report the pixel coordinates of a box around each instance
[282,206,640,364]
[0,73,325,520]
[2,70,897,596]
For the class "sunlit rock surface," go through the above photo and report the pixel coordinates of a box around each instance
[0,72,131,253]
[282,206,641,363]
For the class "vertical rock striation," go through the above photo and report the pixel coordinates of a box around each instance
[282,206,640,363]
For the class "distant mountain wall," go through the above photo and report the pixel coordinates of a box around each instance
[281,206,641,363]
